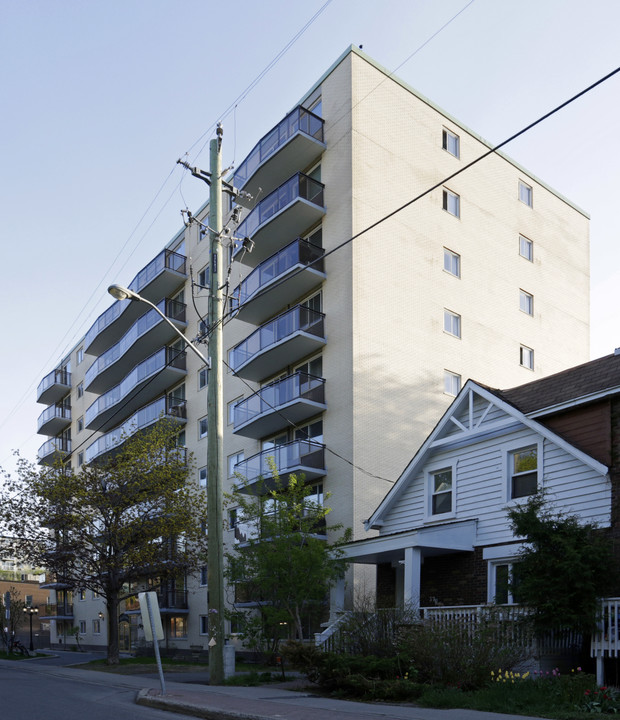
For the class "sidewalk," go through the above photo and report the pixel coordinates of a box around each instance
[135,678,545,720]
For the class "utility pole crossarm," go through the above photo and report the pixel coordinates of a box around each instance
[176,159,211,186]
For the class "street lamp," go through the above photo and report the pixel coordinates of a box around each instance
[23,606,38,652]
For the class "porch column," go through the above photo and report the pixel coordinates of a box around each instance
[403,546,422,609]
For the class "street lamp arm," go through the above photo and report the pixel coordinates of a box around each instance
[107,285,211,369]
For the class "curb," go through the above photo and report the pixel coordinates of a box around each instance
[135,688,273,720]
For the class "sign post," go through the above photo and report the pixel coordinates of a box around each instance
[139,591,166,695]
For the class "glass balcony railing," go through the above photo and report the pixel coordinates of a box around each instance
[85,395,187,464]
[234,173,324,250]
[37,368,71,405]
[85,348,186,429]
[234,372,325,434]
[234,105,324,190]
[84,248,187,353]
[41,602,74,618]
[234,439,326,487]
[38,437,71,464]
[231,238,324,315]
[229,305,325,378]
[37,405,71,434]
[84,299,186,391]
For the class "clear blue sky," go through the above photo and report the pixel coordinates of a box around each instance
[2,0,619,473]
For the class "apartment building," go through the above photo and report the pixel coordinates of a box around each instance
[35,46,590,651]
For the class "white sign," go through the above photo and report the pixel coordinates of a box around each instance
[138,592,164,642]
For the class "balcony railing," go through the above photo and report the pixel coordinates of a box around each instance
[38,437,71,465]
[234,173,325,266]
[157,589,189,611]
[233,372,325,439]
[234,439,326,491]
[37,405,71,436]
[85,394,187,464]
[229,305,325,382]
[84,248,187,354]
[231,238,325,324]
[234,105,324,195]
[41,602,74,618]
[84,298,186,392]
[85,348,186,430]
[37,368,71,405]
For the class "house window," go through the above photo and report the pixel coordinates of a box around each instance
[93,619,101,634]
[510,446,538,499]
[198,466,207,488]
[442,189,460,217]
[443,248,460,277]
[228,452,244,478]
[199,368,208,390]
[519,290,533,316]
[92,590,99,599]
[77,383,84,399]
[76,347,84,365]
[169,617,187,639]
[199,615,209,636]
[444,370,461,396]
[198,265,209,289]
[519,235,533,261]
[520,345,534,370]
[430,468,453,516]
[79,621,86,634]
[199,416,208,439]
[444,310,461,338]
[228,397,242,426]
[79,589,86,601]
[442,128,460,158]
[489,561,522,604]
[200,566,208,586]
[78,452,84,467]
[519,180,533,207]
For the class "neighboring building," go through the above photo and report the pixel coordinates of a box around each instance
[337,350,620,612]
[35,46,591,651]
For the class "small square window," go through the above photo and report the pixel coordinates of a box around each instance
[519,235,533,261]
[442,128,460,158]
[444,370,461,396]
[200,566,208,586]
[199,417,208,439]
[519,290,533,316]
[510,447,537,499]
[520,345,534,370]
[443,248,460,277]
[431,468,453,516]
[77,383,84,399]
[519,181,533,207]
[198,466,207,488]
[444,310,461,338]
[198,368,208,390]
[442,189,460,217]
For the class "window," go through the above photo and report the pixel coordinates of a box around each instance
[442,128,460,158]
[77,416,84,433]
[519,235,533,262]
[169,617,187,639]
[198,368,208,390]
[489,561,522,604]
[430,468,453,516]
[443,248,460,277]
[519,180,533,207]
[510,446,538,499]
[200,566,208,586]
[228,397,242,425]
[77,383,84,399]
[519,290,533,316]
[93,619,101,634]
[444,310,461,338]
[198,265,209,289]
[79,589,86,601]
[199,416,208,439]
[79,621,86,634]
[199,615,209,636]
[295,355,323,378]
[303,291,322,313]
[442,188,460,217]
[228,452,244,478]
[92,590,99,599]
[200,519,207,535]
[76,347,84,365]
[295,420,323,443]
[198,466,207,488]
[444,370,461,396]
[520,345,534,370]
[77,452,84,467]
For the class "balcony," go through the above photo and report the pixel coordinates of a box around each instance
[37,368,71,405]
[234,372,326,439]
[38,437,71,465]
[40,602,74,620]
[157,589,189,613]
[85,395,187,464]
[85,348,186,431]
[231,238,325,325]
[234,105,325,199]
[37,405,71,437]
[234,440,326,494]
[234,173,325,267]
[84,249,187,355]
[229,305,325,382]
[84,299,187,394]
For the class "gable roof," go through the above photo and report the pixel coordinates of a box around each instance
[365,379,609,531]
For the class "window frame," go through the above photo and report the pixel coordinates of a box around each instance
[199,615,209,636]
[228,451,244,478]
[442,128,460,158]
[200,565,208,586]
[519,180,533,207]
[93,619,101,635]
[443,309,461,338]
[488,559,522,605]
[443,370,461,397]
[519,290,534,316]
[519,234,533,262]
[443,248,461,278]
[198,466,207,488]
[505,441,541,502]
[425,461,456,520]
[228,397,242,426]
[198,367,208,390]
[198,416,208,439]
[520,344,534,370]
[442,188,460,218]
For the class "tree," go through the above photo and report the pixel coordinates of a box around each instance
[0,420,207,664]
[225,470,350,652]
[507,493,616,636]
[0,586,25,650]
